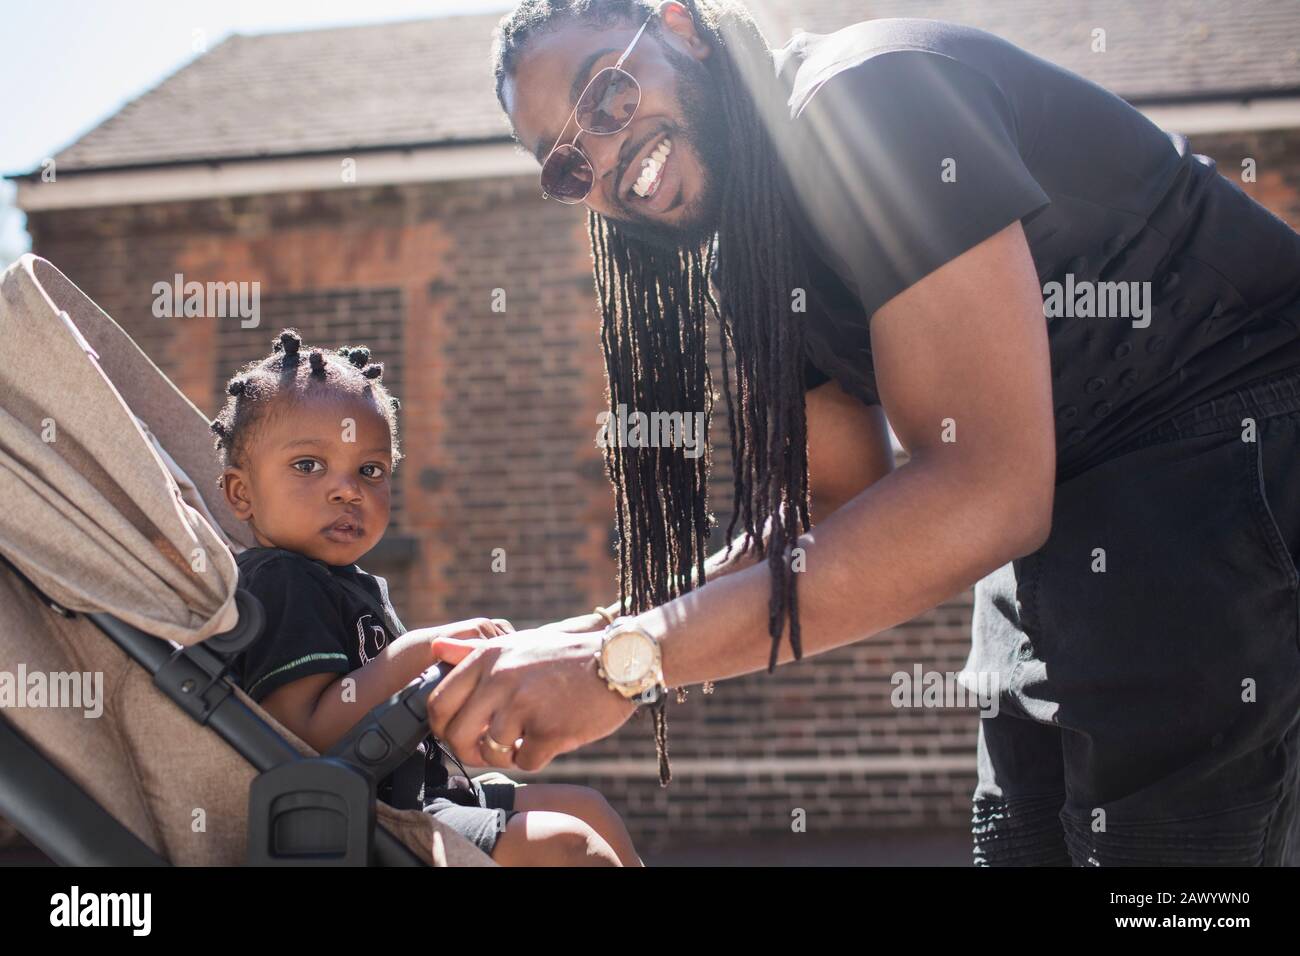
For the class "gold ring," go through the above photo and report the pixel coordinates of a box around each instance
[482,731,517,756]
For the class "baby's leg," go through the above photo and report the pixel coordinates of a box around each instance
[490,808,621,866]
[509,783,642,866]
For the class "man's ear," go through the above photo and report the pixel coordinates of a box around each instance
[221,467,254,522]
[659,0,711,60]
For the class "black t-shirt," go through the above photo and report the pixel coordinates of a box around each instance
[768,18,1300,475]
[231,547,450,798]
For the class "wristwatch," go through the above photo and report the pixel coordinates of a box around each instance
[596,616,666,705]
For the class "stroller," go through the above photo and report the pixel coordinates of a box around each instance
[0,255,493,866]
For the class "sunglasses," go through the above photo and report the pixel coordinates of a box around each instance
[540,12,654,204]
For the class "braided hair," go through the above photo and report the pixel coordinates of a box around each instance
[495,0,814,784]
[211,328,402,476]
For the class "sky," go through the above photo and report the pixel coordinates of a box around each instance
[0,0,516,263]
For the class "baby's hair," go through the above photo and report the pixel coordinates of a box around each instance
[211,328,403,477]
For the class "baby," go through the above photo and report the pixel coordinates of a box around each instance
[212,328,639,866]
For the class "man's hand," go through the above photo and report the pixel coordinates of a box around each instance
[426,630,637,771]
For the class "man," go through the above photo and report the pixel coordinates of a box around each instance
[428,0,1300,865]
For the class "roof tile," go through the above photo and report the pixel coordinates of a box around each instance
[51,1,1300,172]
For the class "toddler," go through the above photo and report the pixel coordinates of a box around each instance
[212,329,639,866]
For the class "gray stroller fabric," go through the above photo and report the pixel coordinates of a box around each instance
[0,255,492,865]
[0,254,241,645]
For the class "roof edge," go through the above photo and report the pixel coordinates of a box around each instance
[7,135,518,182]
[18,86,1300,182]
[1123,85,1300,108]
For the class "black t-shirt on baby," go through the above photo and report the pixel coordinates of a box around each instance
[231,547,450,801]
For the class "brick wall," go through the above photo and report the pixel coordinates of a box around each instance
[22,125,1299,855]
[24,178,613,624]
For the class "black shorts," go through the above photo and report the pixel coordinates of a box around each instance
[422,772,523,857]
[969,365,1300,865]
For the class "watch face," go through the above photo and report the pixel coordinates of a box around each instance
[606,632,654,683]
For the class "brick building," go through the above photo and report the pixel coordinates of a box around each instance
[11,0,1300,861]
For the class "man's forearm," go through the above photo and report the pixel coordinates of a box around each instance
[639,455,1043,687]
[695,521,770,581]
[592,520,772,621]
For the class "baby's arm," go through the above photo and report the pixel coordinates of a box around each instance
[257,618,510,753]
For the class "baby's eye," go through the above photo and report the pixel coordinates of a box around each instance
[291,459,323,474]
[361,463,387,479]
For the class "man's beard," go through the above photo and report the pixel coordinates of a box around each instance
[607,45,728,252]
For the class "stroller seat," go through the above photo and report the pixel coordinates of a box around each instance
[0,254,493,866]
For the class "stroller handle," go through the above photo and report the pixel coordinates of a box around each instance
[323,664,449,787]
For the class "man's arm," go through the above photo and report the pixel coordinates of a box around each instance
[704,380,895,570]
[425,220,1056,771]
[645,220,1055,685]
[806,379,895,523]
[553,379,895,630]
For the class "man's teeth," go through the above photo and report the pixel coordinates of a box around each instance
[633,137,672,199]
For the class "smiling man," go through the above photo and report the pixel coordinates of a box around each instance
[513,3,729,250]
[427,0,1300,866]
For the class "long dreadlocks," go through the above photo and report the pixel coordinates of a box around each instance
[494,0,813,784]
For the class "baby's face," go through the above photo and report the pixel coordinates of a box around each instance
[226,392,394,566]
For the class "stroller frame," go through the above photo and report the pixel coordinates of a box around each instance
[0,551,443,867]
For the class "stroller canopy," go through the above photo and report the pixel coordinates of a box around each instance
[0,254,247,645]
